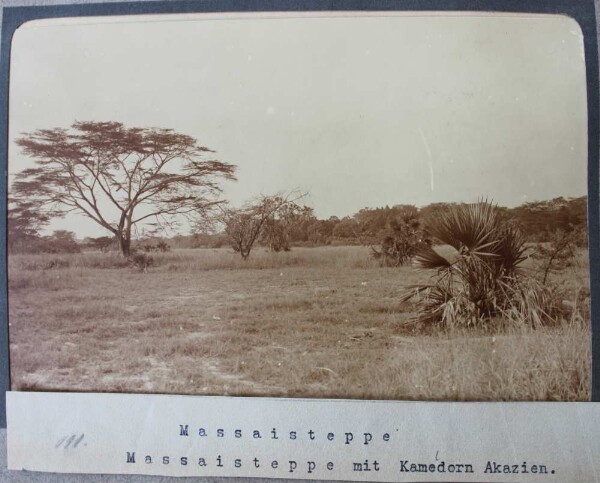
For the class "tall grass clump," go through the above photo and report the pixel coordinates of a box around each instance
[401,201,567,328]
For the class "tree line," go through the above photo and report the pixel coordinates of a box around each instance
[9,194,588,258]
[8,121,588,258]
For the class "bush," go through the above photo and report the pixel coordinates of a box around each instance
[42,258,71,270]
[401,201,562,328]
[370,207,429,266]
[190,233,229,249]
[157,241,170,252]
[532,228,585,285]
[129,252,154,272]
[34,230,81,254]
[84,236,116,252]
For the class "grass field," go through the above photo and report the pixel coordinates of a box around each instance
[8,245,591,401]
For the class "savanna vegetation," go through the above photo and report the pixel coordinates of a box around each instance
[8,121,591,401]
[9,243,590,401]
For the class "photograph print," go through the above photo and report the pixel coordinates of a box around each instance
[7,12,592,401]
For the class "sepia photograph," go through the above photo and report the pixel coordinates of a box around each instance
[7,11,592,402]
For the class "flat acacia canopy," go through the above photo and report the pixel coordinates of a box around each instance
[13,121,237,255]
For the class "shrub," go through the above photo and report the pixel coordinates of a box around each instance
[85,236,116,252]
[532,228,583,285]
[36,230,81,254]
[260,219,292,252]
[157,241,170,252]
[370,207,429,266]
[42,258,71,270]
[129,252,154,272]
[401,201,563,328]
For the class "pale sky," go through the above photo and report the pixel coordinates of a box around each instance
[9,12,588,238]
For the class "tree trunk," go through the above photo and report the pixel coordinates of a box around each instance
[117,233,131,257]
[116,214,134,257]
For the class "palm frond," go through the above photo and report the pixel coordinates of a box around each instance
[413,245,452,270]
[409,200,536,327]
[492,223,528,274]
[427,200,500,253]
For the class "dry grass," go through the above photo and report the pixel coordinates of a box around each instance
[8,246,591,401]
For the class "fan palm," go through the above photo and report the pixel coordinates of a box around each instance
[402,200,536,327]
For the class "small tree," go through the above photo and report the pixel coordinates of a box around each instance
[533,228,579,285]
[370,207,429,266]
[260,203,313,252]
[224,211,264,259]
[222,191,306,259]
[13,121,236,256]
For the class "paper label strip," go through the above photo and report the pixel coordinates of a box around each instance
[6,392,600,482]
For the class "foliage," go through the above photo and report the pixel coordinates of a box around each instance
[223,210,266,260]
[188,233,229,249]
[7,197,51,252]
[13,121,236,256]
[401,201,563,327]
[418,202,460,230]
[129,252,154,272]
[9,187,586,255]
[260,204,314,252]
[369,206,429,266]
[12,230,83,254]
[532,228,580,285]
[331,217,360,239]
[40,230,82,254]
[222,191,307,259]
[156,241,171,252]
[510,196,587,243]
[136,239,171,253]
[84,236,116,252]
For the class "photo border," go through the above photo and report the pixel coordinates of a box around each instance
[1,0,598,429]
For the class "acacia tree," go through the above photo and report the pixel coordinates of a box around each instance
[13,121,236,256]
